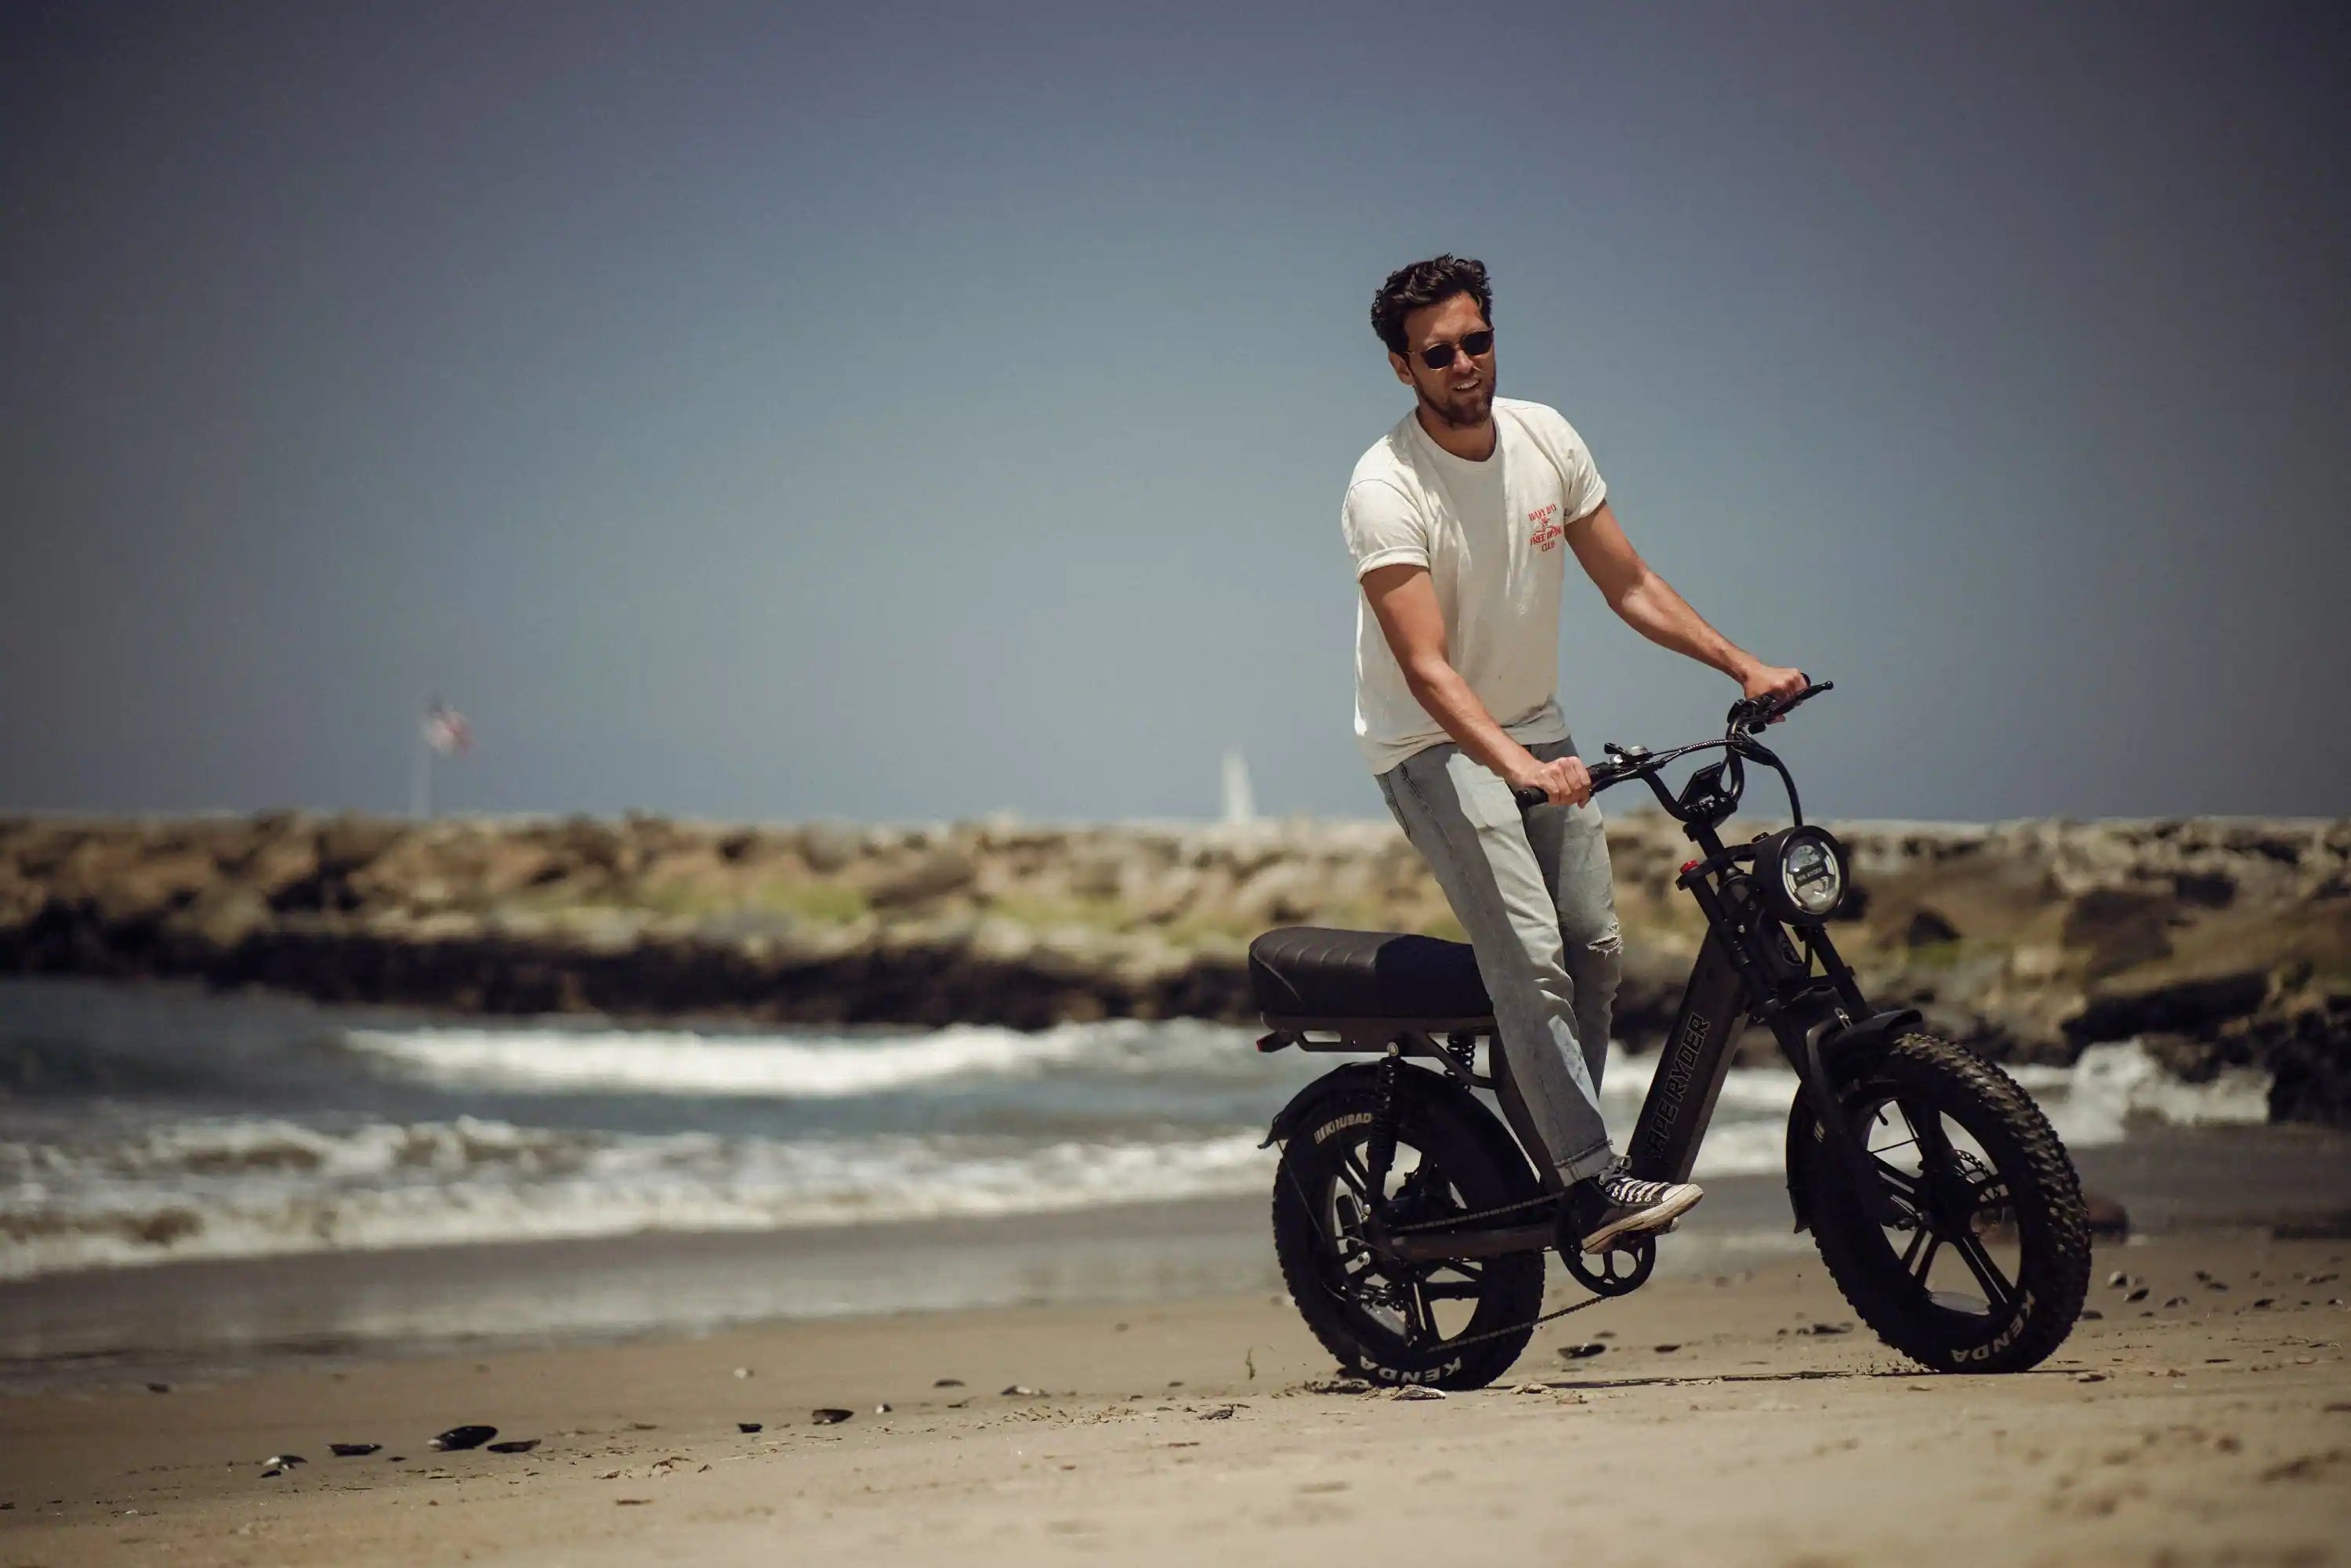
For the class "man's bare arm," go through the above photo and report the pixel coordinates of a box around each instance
[1565,502,1806,703]
[1360,563,1591,805]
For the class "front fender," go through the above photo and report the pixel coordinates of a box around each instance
[1782,1008,1922,1233]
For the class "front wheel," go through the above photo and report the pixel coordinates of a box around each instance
[1271,1074,1546,1390]
[1798,1032,2090,1372]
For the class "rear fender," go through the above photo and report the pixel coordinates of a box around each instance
[1260,1059,1523,1164]
[1262,1062,1384,1149]
[1782,1008,1922,1233]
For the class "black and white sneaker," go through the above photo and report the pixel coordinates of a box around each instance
[1566,1164,1704,1254]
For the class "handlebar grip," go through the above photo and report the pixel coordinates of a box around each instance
[1734,675,1835,728]
[1512,785,1550,813]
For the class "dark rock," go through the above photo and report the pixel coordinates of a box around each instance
[2172,871,2237,909]
[1904,909,1961,947]
[2125,1286,2150,1303]
[486,1439,538,1454]
[2262,1008,2351,1128]
[2084,1190,2131,1238]
[1559,1342,1607,1360]
[328,1443,380,1458]
[2142,1031,2242,1085]
[263,1454,306,1468]
[428,1425,497,1451]
[737,1422,763,1433]
[810,1408,853,1425]
[933,1378,965,1388]
[2062,889,2174,978]
[2066,972,2269,1046]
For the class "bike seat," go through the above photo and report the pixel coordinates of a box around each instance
[1248,926,1494,1022]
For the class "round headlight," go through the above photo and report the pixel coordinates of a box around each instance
[1759,826,1846,922]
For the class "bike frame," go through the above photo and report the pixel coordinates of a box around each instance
[1262,683,1918,1258]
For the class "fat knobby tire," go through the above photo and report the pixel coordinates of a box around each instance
[1802,1031,2090,1373]
[1271,1078,1545,1390]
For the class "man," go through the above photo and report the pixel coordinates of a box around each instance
[1345,255,1806,1253]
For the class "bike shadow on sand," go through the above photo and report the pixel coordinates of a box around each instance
[1529,1366,2081,1393]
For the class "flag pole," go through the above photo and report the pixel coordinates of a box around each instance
[411,724,433,820]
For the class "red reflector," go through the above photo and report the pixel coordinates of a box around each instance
[1680,860,1701,875]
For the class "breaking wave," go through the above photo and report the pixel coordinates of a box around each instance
[0,1038,2270,1281]
[0,1118,1273,1280]
[339,1017,1262,1097]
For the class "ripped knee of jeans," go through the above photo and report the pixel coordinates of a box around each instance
[1580,926,1625,988]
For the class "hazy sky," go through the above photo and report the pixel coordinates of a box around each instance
[4,2,2345,824]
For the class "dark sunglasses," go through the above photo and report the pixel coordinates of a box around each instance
[1414,329,1493,370]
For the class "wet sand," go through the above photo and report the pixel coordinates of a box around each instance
[10,1123,2349,1383]
[4,1230,2347,1567]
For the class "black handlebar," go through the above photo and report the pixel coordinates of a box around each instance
[1512,675,1832,815]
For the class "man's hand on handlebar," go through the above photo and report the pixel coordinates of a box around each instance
[1740,663,1808,721]
[1504,751,1592,808]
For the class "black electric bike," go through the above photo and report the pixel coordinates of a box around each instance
[1250,682,2090,1389]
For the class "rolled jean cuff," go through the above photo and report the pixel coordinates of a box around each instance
[1556,1139,1615,1185]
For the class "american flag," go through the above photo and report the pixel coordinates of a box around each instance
[422,700,473,757]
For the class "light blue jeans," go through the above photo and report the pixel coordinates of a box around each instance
[1377,737,1623,1184]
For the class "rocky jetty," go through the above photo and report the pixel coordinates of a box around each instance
[1,812,2345,1124]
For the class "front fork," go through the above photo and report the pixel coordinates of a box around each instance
[1779,1003,1923,1229]
[1693,877,1914,1230]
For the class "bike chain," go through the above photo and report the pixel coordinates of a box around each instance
[1386,1188,1558,1234]
[1435,1286,1611,1351]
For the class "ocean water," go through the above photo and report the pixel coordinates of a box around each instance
[0,976,2273,1282]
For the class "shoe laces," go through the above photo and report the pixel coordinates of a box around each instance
[1597,1168,1679,1208]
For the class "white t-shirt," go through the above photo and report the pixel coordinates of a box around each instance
[1342,397,1608,775]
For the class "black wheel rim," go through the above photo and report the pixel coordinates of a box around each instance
[1844,1089,2026,1326]
[1315,1133,1494,1355]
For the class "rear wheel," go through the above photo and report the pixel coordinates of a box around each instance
[1799,1033,2089,1372]
[1271,1076,1545,1390]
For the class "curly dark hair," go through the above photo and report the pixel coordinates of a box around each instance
[1370,255,1493,356]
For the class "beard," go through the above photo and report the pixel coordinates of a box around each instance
[1418,374,1494,430]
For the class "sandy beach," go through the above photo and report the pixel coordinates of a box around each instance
[5,1226,2347,1567]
